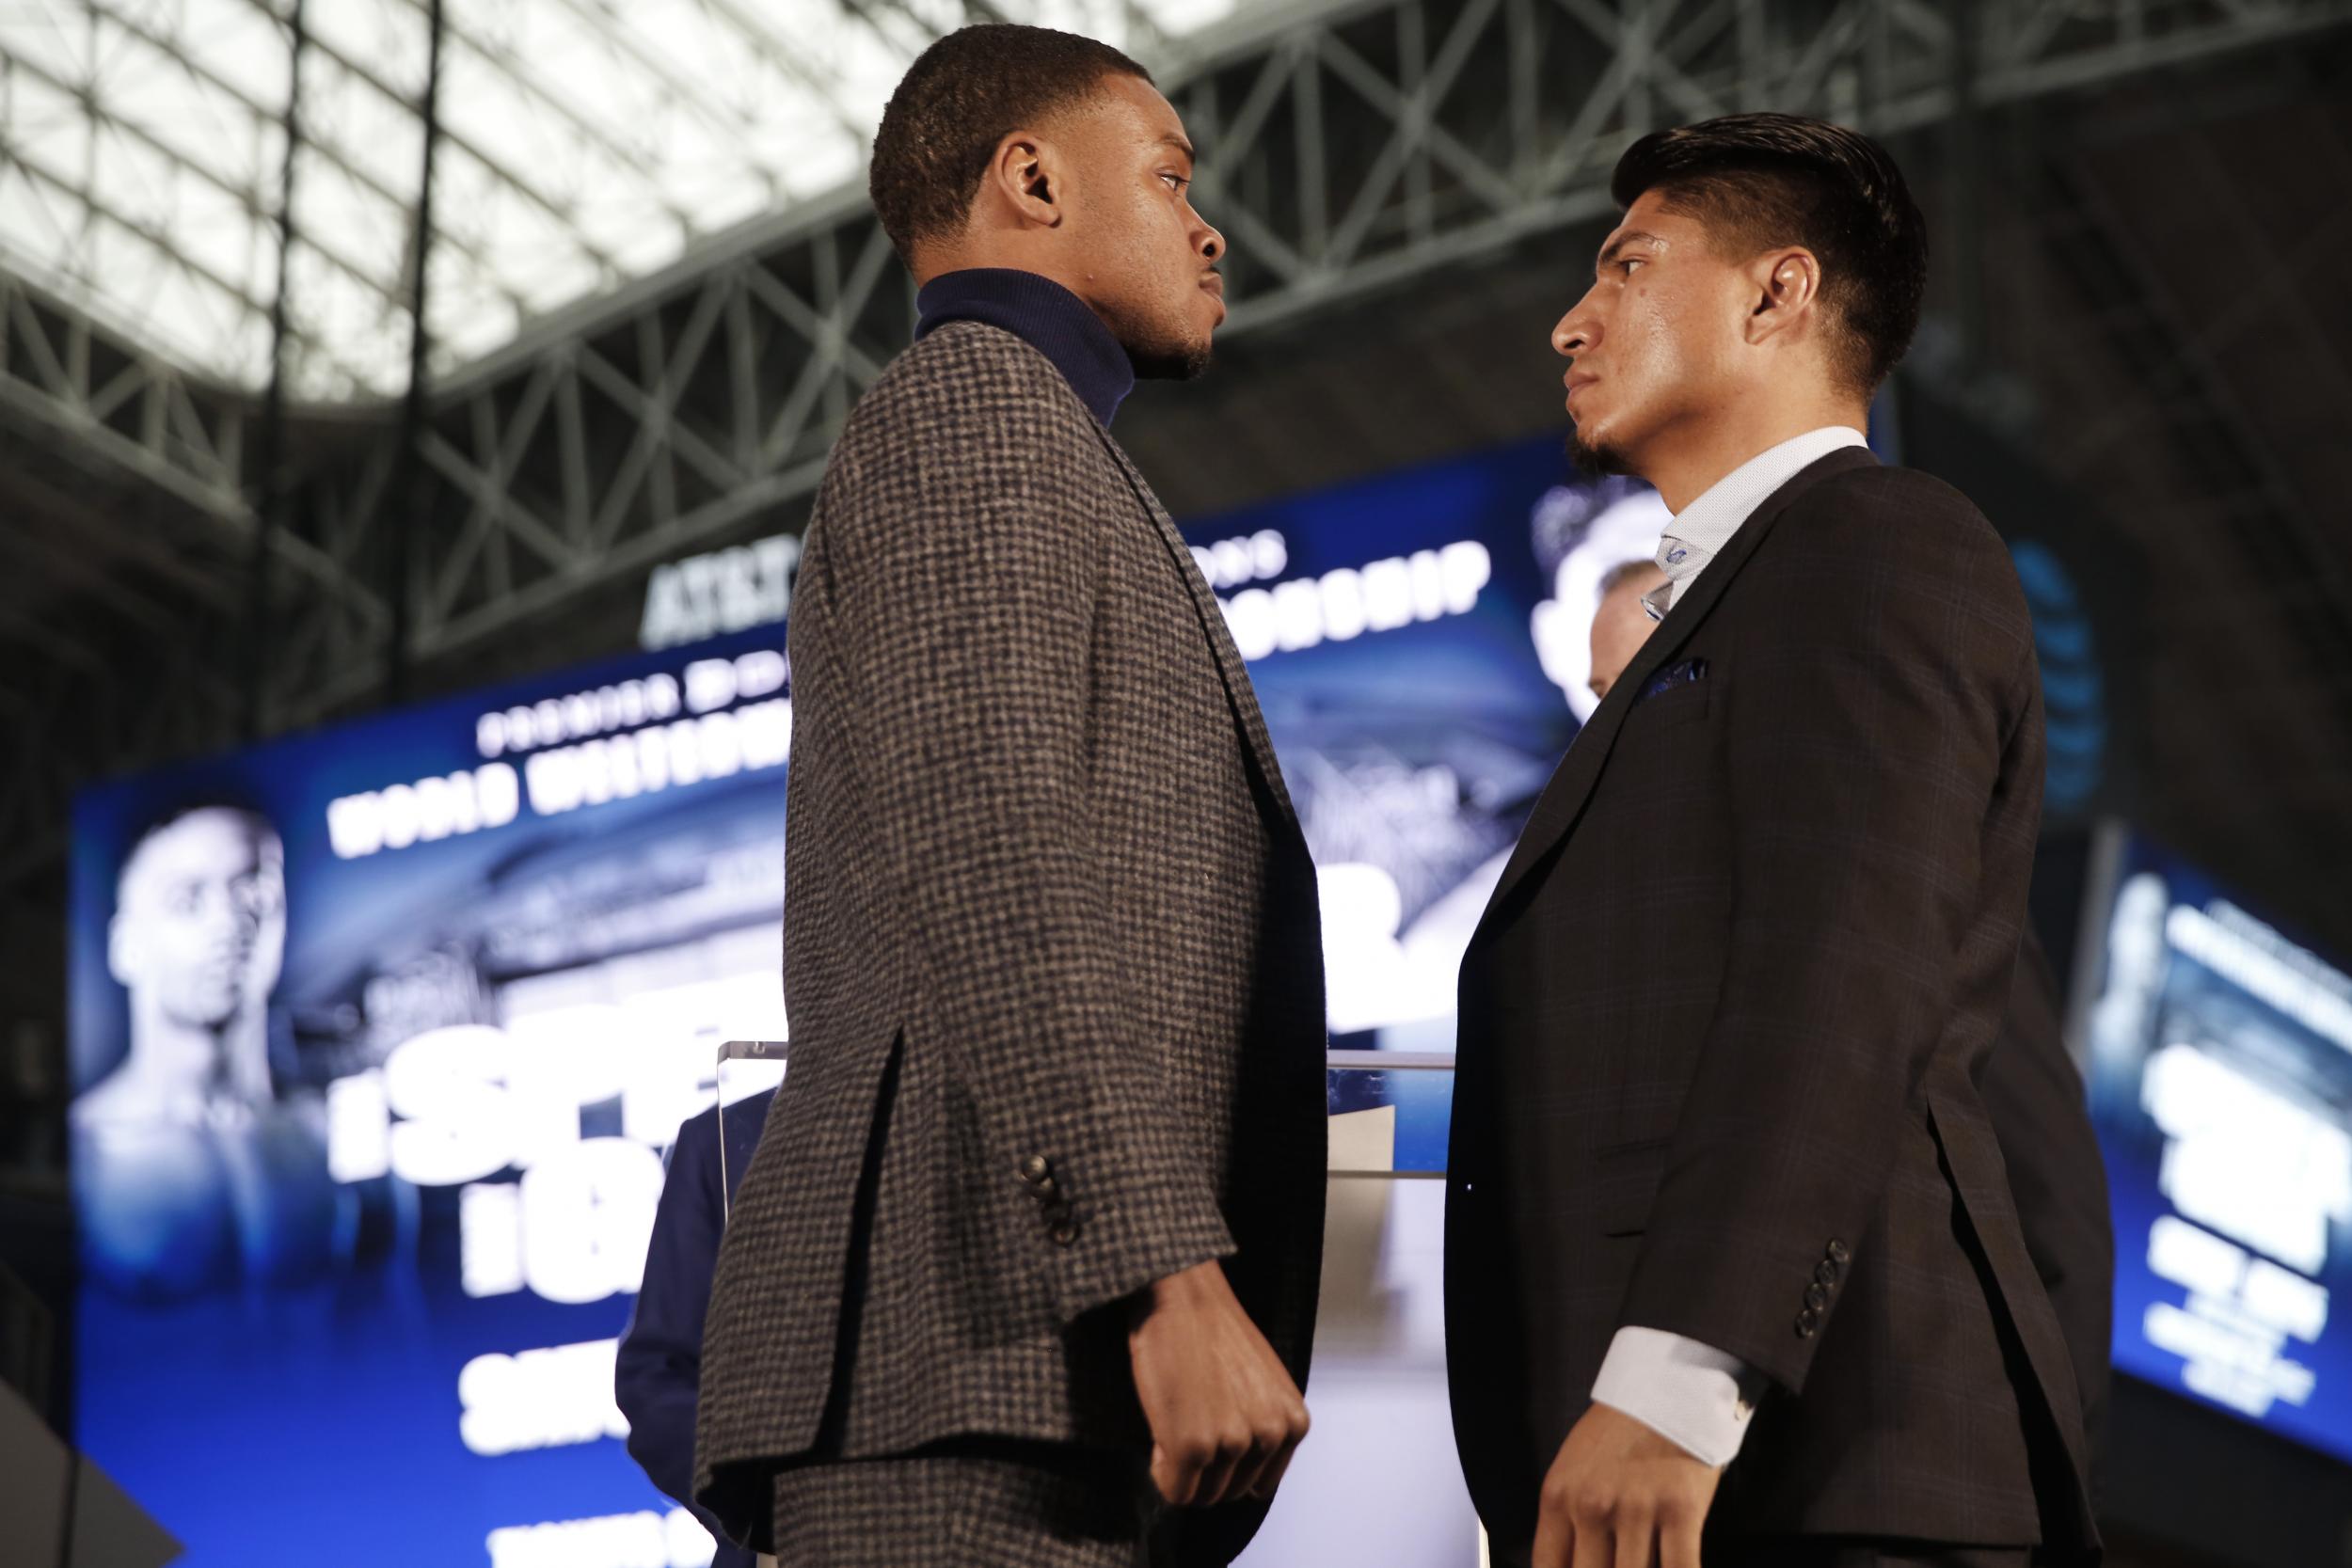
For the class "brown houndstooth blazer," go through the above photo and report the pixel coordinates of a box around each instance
[693,321,1327,1561]
[1447,449,2103,1564]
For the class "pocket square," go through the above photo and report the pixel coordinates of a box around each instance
[1636,657,1708,703]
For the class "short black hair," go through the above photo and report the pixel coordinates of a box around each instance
[1610,113,1927,393]
[869,24,1153,264]
[118,799,281,890]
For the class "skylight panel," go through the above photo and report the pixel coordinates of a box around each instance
[1,0,1266,398]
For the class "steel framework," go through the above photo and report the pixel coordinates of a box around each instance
[6,0,2352,893]
[277,0,2352,721]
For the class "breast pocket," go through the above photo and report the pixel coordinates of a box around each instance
[1622,679,1711,733]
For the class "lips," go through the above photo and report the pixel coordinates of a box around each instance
[1565,372,1597,411]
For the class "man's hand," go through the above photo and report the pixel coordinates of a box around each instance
[1127,1259,1311,1507]
[1533,1402,1722,1568]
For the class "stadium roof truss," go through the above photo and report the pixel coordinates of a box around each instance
[5,0,2352,890]
[0,0,1239,399]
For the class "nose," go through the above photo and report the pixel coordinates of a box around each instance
[1554,289,1600,357]
[1198,215,1225,265]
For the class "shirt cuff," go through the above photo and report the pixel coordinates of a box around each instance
[1589,1325,1764,1467]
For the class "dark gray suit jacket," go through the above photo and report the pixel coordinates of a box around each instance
[1447,449,2101,1562]
[693,322,1327,1561]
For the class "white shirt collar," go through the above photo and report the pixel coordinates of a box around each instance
[1652,426,1868,611]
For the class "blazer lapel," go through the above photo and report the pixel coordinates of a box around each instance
[1474,447,1878,939]
[1089,425,1303,836]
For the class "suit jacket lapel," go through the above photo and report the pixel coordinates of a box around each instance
[1474,447,1879,939]
[1089,425,1303,837]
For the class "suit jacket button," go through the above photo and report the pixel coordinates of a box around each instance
[1826,1240,1851,1265]
[1051,1221,1079,1246]
[1019,1155,1053,1185]
[1804,1283,1829,1310]
[1795,1308,1821,1338]
[1814,1259,1840,1287]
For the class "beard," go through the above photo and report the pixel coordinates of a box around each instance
[1128,338,1213,381]
[1566,427,1633,481]
[1094,288,1214,381]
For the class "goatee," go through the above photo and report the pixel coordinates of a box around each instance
[1566,428,1631,481]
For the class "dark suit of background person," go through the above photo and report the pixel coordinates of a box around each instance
[689,47,1327,1564]
[1583,557,2117,1514]
[617,1090,774,1568]
[1447,446,2102,1567]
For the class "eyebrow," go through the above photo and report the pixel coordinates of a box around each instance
[1159,134,1198,163]
[1596,230,1665,274]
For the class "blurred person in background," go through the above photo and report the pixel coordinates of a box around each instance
[1582,557,1669,703]
[693,24,1325,1568]
[618,1087,776,1568]
[1448,113,2101,1568]
[73,803,341,1298]
[1528,480,1672,722]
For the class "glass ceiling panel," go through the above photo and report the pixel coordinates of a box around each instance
[0,0,1242,402]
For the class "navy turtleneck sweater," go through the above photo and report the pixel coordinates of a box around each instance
[914,268,1135,428]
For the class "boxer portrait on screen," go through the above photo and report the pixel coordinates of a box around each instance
[1446,115,2104,1568]
[692,24,1327,1568]
[73,803,340,1297]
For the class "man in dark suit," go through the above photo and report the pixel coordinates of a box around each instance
[693,24,1326,1568]
[1447,115,2103,1568]
[1583,545,2117,1519]
[617,1089,775,1568]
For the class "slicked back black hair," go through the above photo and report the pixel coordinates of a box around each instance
[869,24,1152,264]
[1610,113,1927,393]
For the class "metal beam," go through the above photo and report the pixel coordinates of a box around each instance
[277,0,2349,736]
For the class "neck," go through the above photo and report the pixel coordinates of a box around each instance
[1639,393,1868,514]
[126,1003,268,1107]
[916,241,1100,323]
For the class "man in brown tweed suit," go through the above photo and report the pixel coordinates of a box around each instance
[693,24,1325,1568]
[1448,117,2105,1568]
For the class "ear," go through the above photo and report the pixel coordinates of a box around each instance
[108,911,142,988]
[980,129,1066,231]
[1743,245,1821,346]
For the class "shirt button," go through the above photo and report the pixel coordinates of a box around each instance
[1795,1308,1821,1338]
[1019,1155,1052,1185]
[1804,1283,1829,1310]
[1826,1240,1851,1265]
[1051,1221,1079,1246]
[1814,1259,1839,1287]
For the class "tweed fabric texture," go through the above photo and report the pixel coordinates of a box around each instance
[1449,451,2099,1563]
[694,322,1327,1563]
[770,1441,1161,1568]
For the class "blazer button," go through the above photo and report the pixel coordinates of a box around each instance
[1804,1283,1829,1310]
[1019,1155,1053,1185]
[1814,1259,1840,1288]
[1826,1240,1851,1265]
[1051,1221,1079,1246]
[1795,1308,1821,1338]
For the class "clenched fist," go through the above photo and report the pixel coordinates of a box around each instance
[1534,1402,1722,1568]
[1127,1259,1311,1507]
